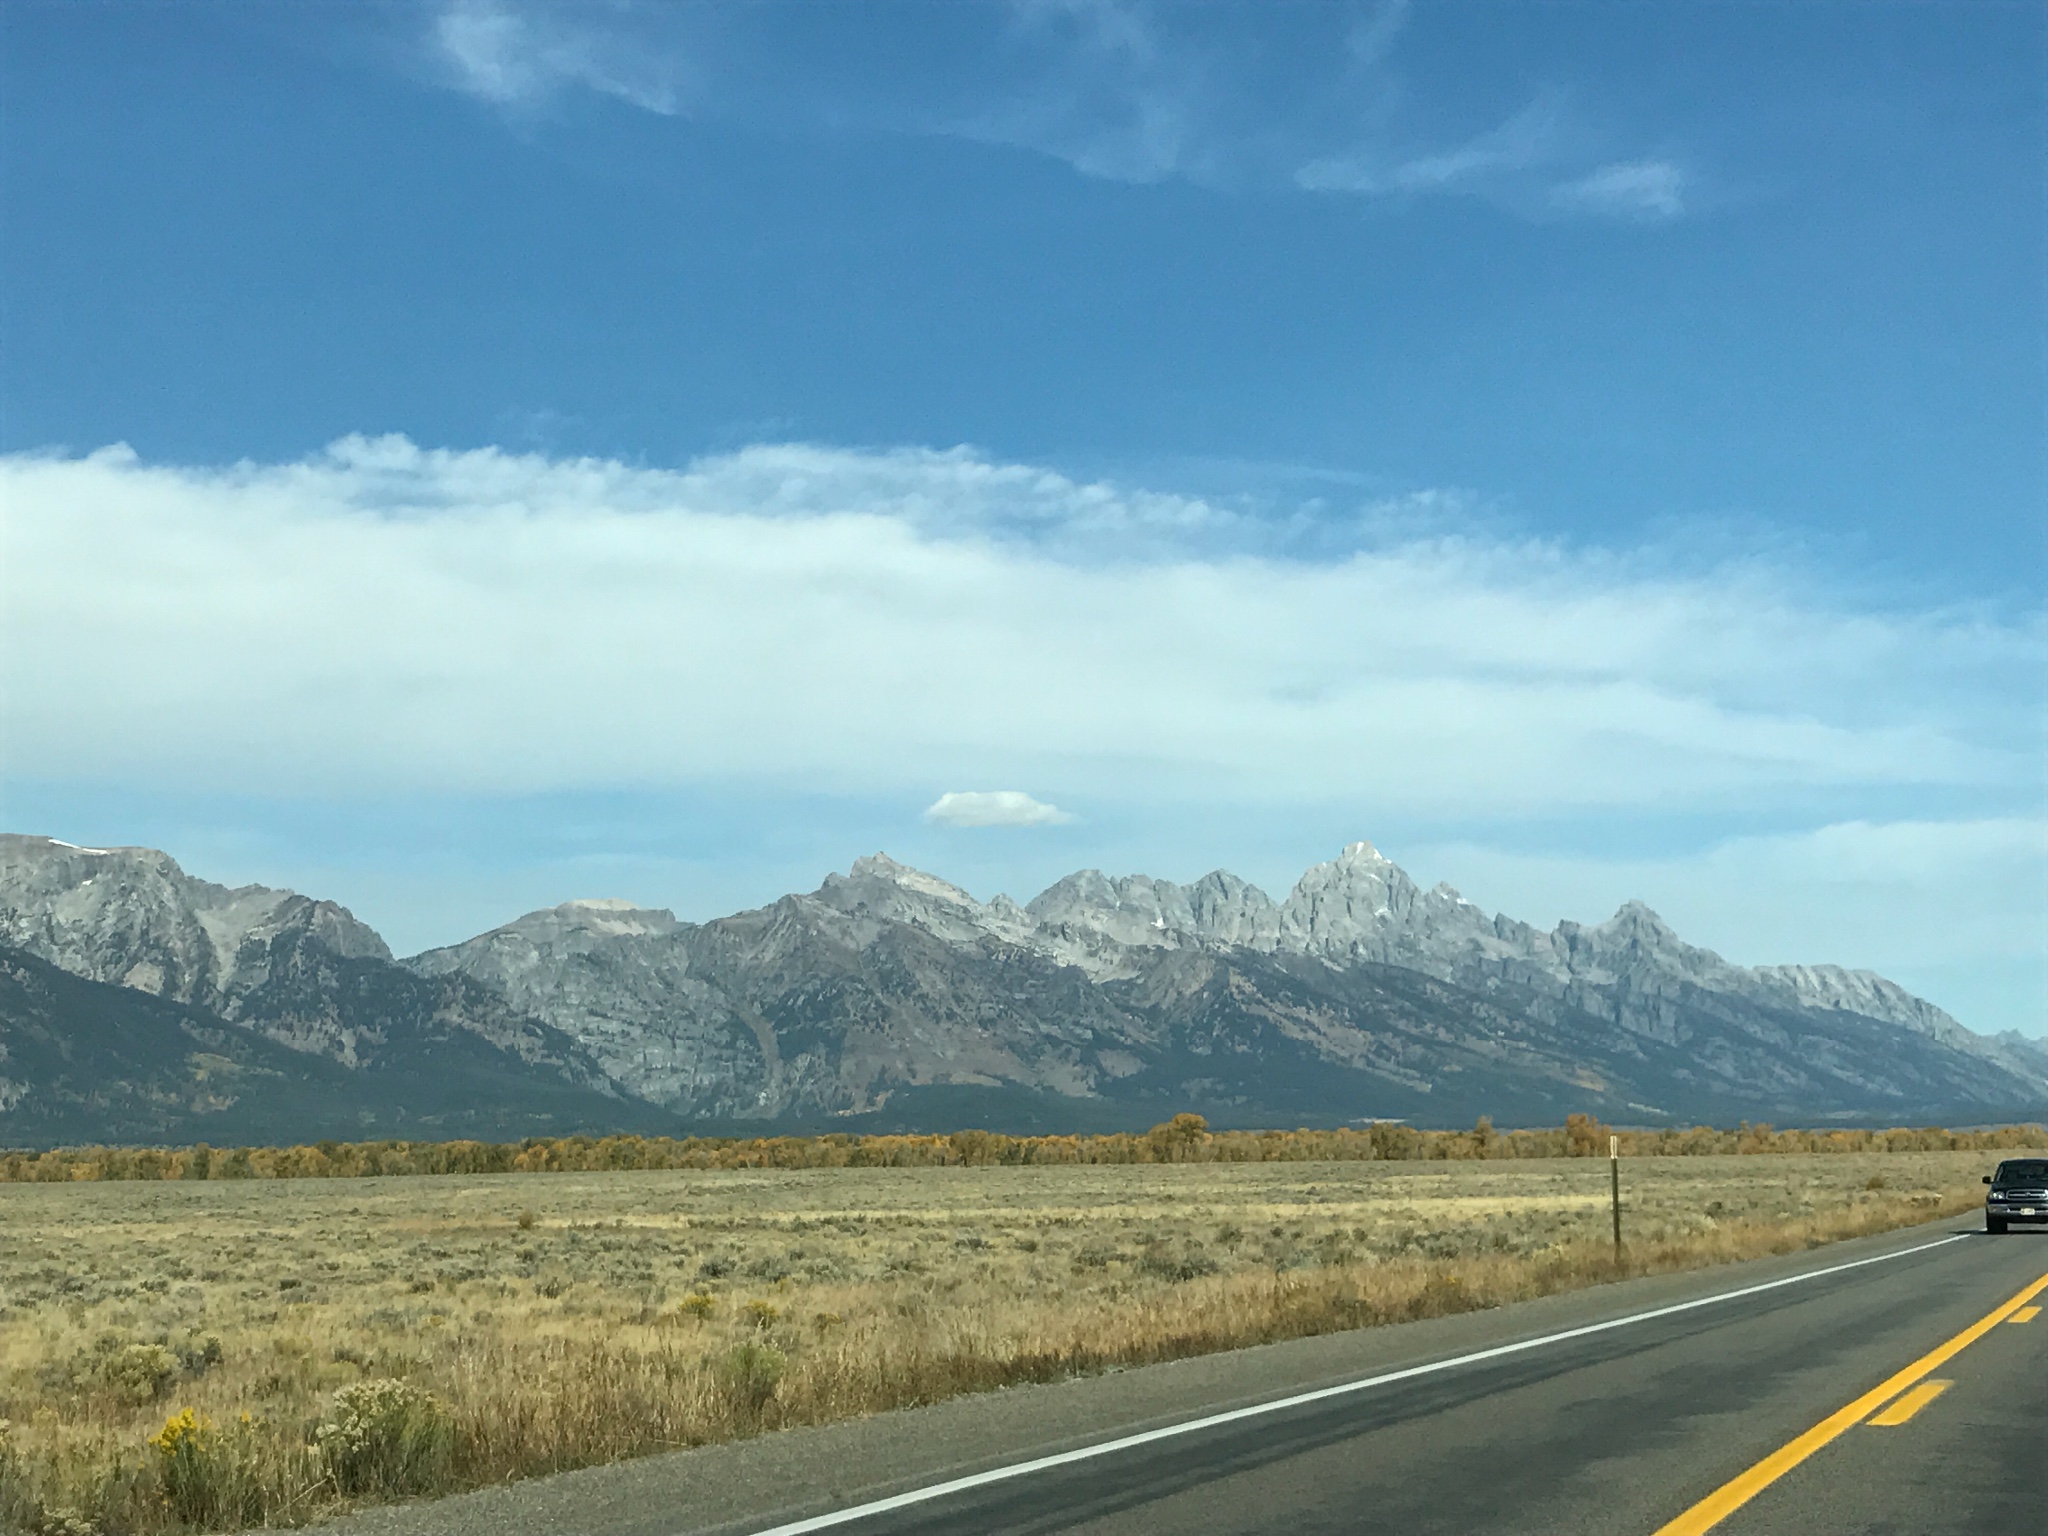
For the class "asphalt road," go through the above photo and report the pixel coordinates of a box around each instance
[323,1221,2047,1536]
[745,1227,2046,1536]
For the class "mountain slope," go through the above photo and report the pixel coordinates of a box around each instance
[0,836,390,1008]
[0,944,666,1145]
[0,836,674,1146]
[0,834,619,1081]
[4,832,2043,1140]
[411,845,2048,1128]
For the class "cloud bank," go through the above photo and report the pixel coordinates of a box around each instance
[3,436,2035,814]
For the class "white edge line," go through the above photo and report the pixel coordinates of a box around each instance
[745,1232,1969,1536]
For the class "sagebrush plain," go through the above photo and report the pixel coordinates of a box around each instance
[0,1150,2019,1534]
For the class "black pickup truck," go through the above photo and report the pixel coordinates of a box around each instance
[1983,1158,2048,1233]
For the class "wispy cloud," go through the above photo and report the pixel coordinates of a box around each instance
[1296,99,1686,224]
[431,0,683,115]
[1296,97,1558,196]
[945,0,1213,183]
[1345,0,1410,70]
[408,1,1687,219]
[1552,159,1686,221]
[925,791,1075,827]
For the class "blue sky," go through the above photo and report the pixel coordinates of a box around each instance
[3,1,2044,1035]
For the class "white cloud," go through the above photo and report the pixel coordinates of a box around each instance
[1551,159,1685,220]
[431,0,682,115]
[925,791,1075,828]
[1,437,2036,820]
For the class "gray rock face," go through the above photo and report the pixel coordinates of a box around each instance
[1018,841,1973,1045]
[676,886,1159,1118]
[4,829,2043,1135]
[0,835,389,1010]
[1028,867,1282,960]
[404,840,2046,1123]
[0,943,658,1146]
[0,834,614,1093]
[406,899,769,1117]
[813,854,1048,952]
[1030,841,1542,982]
[408,861,1161,1118]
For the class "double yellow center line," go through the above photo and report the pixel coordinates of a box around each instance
[1654,1265,2048,1535]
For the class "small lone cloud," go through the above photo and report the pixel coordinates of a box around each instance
[1551,159,1685,221]
[924,791,1074,828]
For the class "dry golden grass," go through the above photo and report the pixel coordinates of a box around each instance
[0,1150,2015,1534]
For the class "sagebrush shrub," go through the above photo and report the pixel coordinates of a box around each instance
[1138,1246,1218,1282]
[314,1379,452,1496]
[95,1340,179,1404]
[715,1342,786,1418]
[173,1335,224,1376]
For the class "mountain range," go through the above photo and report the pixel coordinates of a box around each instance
[3,832,2044,1146]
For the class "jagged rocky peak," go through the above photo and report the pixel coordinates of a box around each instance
[6,829,2042,1133]
[1282,841,1409,923]
[1180,870,1282,947]
[1751,963,1970,1044]
[1279,839,1464,958]
[1608,898,1677,933]
[832,852,981,909]
[1028,870,1193,945]
[0,832,390,1007]
[814,852,1039,946]
[1027,867,1281,951]
[1021,842,1493,962]
[1545,898,1738,988]
[1559,899,1684,951]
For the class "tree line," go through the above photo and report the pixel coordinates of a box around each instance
[2,1113,2042,1183]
